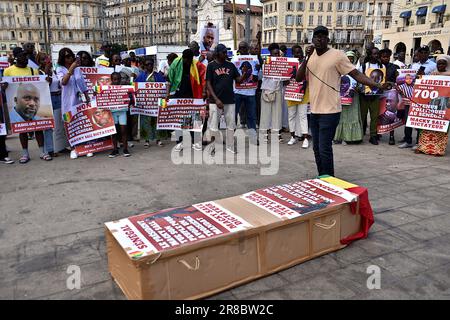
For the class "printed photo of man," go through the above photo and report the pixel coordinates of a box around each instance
[91,109,113,129]
[9,83,42,123]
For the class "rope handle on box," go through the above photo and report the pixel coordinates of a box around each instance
[178,257,201,271]
[315,220,337,230]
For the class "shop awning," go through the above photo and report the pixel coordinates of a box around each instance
[400,10,412,18]
[432,4,446,14]
[416,6,428,16]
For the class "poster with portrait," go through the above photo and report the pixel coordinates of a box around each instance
[284,79,306,102]
[340,75,357,105]
[377,89,405,134]
[406,75,450,133]
[63,102,116,147]
[0,98,6,136]
[263,57,299,80]
[232,55,259,90]
[3,76,54,134]
[131,82,167,116]
[199,24,219,56]
[79,67,114,98]
[396,69,416,105]
[157,98,207,132]
[364,67,386,95]
[91,85,134,111]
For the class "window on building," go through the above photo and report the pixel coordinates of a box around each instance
[357,15,362,25]
[308,15,313,25]
[297,30,302,42]
[275,3,277,11]
[264,31,267,42]
[39,31,43,39]
[337,15,342,25]
[26,17,30,26]
[326,16,331,26]
[310,2,314,10]
[38,17,41,26]
[337,2,343,11]
[274,16,278,26]
[287,2,293,11]
[84,17,89,27]
[318,16,322,25]
[268,31,272,43]
[269,4,272,12]
[378,3,382,15]
[286,15,294,26]
[386,3,392,15]
[15,5,18,13]
[385,20,390,28]
[11,31,15,39]
[347,16,353,25]
[24,4,28,12]
[287,30,292,42]
[296,15,303,25]
[28,31,32,40]
[36,4,39,11]
[349,2,354,10]
[328,2,332,11]
[85,32,90,40]
[297,2,304,11]
[318,2,323,11]
[359,2,364,10]
[19,32,22,39]
[57,17,60,26]
[58,31,62,40]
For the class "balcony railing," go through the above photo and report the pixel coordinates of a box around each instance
[431,22,444,29]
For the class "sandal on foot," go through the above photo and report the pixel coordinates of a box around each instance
[19,155,30,164]
[40,154,53,161]
[157,140,164,147]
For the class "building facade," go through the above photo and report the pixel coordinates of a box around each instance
[364,1,393,47]
[193,0,262,50]
[0,0,105,56]
[378,0,450,62]
[105,0,198,47]
[260,0,366,50]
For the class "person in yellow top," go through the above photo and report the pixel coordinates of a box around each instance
[2,47,50,163]
[286,45,310,149]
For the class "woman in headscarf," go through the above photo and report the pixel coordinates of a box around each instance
[333,51,363,144]
[416,55,450,156]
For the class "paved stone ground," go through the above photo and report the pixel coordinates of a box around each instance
[1,131,449,300]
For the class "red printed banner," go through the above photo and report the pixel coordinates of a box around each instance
[157,98,207,131]
[3,76,54,134]
[64,102,116,146]
[263,57,299,80]
[406,75,450,133]
[284,79,305,102]
[340,75,357,105]
[92,85,133,111]
[131,82,167,116]
[241,179,357,220]
[118,201,252,253]
[232,55,259,90]
[0,61,10,69]
[79,67,114,98]
[74,138,113,156]
[377,89,405,134]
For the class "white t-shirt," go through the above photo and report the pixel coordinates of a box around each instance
[393,60,406,69]
[411,59,437,75]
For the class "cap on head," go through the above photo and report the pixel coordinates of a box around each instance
[313,26,329,37]
[182,49,194,60]
[418,45,430,53]
[214,44,227,54]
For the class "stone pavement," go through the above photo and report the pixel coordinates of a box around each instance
[0,131,449,300]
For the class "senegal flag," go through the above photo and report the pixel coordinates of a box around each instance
[62,111,72,123]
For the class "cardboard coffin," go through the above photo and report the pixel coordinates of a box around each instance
[105,178,364,300]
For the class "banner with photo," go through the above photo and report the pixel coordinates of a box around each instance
[284,79,306,102]
[3,75,54,134]
[396,69,417,105]
[63,102,116,147]
[263,57,299,80]
[199,24,219,56]
[406,75,450,133]
[79,67,114,98]
[377,89,405,134]
[340,75,357,105]
[91,85,134,111]
[157,98,207,132]
[364,67,386,95]
[131,82,167,116]
[232,55,259,90]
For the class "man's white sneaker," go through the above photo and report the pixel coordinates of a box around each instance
[174,142,183,152]
[86,153,94,157]
[287,137,297,145]
[302,138,309,149]
[412,145,418,151]
[70,150,78,159]
[192,142,202,151]
[398,142,413,149]
[127,141,134,148]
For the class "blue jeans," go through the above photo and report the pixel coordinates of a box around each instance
[310,113,341,177]
[44,94,63,154]
[235,94,257,130]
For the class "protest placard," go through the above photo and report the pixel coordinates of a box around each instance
[396,69,416,105]
[377,89,405,134]
[79,67,114,98]
[340,75,357,105]
[232,55,259,90]
[364,67,386,95]
[131,82,167,116]
[74,137,114,156]
[91,85,134,111]
[263,57,298,80]
[3,75,54,134]
[63,102,116,147]
[157,98,207,131]
[406,75,450,132]
[199,24,219,56]
[0,98,6,136]
[284,79,306,102]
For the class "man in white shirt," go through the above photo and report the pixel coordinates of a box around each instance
[411,46,437,75]
[393,52,406,69]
